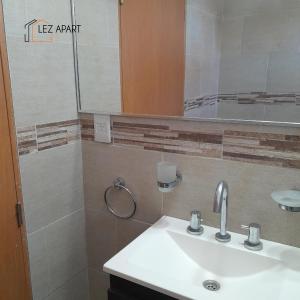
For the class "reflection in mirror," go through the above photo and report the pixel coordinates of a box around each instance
[75,0,300,123]
[75,0,122,113]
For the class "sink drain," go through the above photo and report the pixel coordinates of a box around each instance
[203,280,220,291]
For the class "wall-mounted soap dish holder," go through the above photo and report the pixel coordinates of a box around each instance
[157,172,182,193]
[271,190,300,212]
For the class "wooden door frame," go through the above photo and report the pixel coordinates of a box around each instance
[0,1,32,298]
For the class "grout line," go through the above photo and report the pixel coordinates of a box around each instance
[42,268,89,300]
[130,219,153,226]
[27,208,84,237]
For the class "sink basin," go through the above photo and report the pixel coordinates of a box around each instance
[104,216,300,300]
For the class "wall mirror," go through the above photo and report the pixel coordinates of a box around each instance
[73,0,300,124]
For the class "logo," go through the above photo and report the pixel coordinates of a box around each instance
[24,19,81,43]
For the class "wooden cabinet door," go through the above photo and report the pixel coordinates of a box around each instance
[0,2,32,299]
[120,0,185,116]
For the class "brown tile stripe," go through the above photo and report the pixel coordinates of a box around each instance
[112,121,223,158]
[17,119,80,156]
[80,116,95,141]
[186,92,299,111]
[223,130,300,169]
[79,114,300,169]
[112,120,300,169]
[17,126,37,156]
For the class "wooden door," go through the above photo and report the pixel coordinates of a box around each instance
[0,1,32,299]
[120,0,185,116]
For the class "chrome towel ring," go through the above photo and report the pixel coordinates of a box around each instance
[104,177,137,219]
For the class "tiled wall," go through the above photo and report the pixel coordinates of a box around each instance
[3,0,89,299]
[75,0,121,113]
[220,0,300,95]
[185,0,300,121]
[217,0,300,121]
[17,120,81,156]
[81,113,300,300]
[184,0,222,116]
[4,1,300,300]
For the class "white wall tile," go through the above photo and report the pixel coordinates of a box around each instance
[187,0,224,17]
[264,104,300,122]
[267,52,300,93]
[20,142,84,233]
[185,0,221,100]
[219,54,269,94]
[6,37,77,127]
[2,0,26,38]
[45,270,90,300]
[78,45,121,113]
[223,0,282,18]
[218,102,265,120]
[27,210,88,300]
[25,0,73,44]
[75,0,121,112]
[76,0,119,48]
[220,17,244,56]
[218,55,241,93]
[27,229,50,300]
[46,210,87,291]
[238,54,269,92]
[242,14,287,54]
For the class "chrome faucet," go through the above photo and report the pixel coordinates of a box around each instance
[213,181,231,242]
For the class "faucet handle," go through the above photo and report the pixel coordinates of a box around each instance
[187,210,204,235]
[241,223,263,251]
[190,210,203,229]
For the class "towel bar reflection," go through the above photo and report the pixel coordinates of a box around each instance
[104,178,137,219]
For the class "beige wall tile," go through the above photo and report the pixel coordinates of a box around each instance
[83,142,163,224]
[116,219,150,252]
[162,152,300,247]
[86,210,118,269]
[89,269,109,300]
[86,216,149,299]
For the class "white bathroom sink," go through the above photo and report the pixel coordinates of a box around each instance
[103,216,300,300]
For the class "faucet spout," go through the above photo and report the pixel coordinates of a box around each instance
[213,181,231,243]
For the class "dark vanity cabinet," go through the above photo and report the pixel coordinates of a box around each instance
[108,275,177,300]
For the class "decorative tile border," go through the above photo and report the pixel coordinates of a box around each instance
[80,113,95,141]
[17,126,37,156]
[185,92,300,111]
[112,121,223,158]
[80,114,300,170]
[223,130,300,169]
[184,95,218,111]
[17,119,80,156]
[24,114,299,169]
